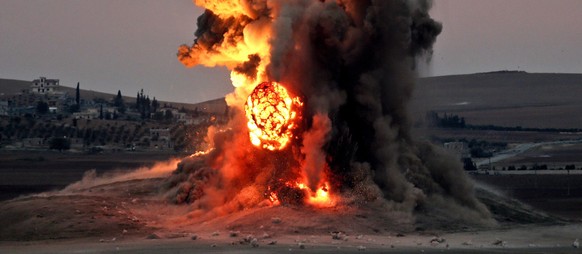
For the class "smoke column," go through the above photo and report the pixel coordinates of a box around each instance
[175,0,492,224]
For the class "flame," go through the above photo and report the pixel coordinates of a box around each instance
[266,186,281,206]
[179,1,274,110]
[245,81,302,151]
[181,1,338,210]
[295,181,336,208]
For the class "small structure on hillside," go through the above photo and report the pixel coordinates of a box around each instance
[444,141,470,159]
[149,128,173,150]
[0,100,8,116]
[150,128,171,140]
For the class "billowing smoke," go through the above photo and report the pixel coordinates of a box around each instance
[174,0,492,225]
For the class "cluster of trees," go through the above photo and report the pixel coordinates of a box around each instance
[427,111,582,133]
[1,82,224,152]
[28,83,184,124]
[426,111,466,128]
[135,89,159,120]
[113,90,126,113]
[465,139,507,158]
[501,164,579,171]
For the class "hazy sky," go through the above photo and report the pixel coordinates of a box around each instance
[1,0,581,103]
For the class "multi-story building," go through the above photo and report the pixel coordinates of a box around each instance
[31,77,60,94]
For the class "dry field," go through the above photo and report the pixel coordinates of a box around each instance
[414,127,582,144]
[475,174,582,220]
[494,143,582,168]
[412,72,582,129]
[0,151,179,201]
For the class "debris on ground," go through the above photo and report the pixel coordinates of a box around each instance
[298,242,305,249]
[430,236,446,246]
[251,238,259,247]
[146,234,160,239]
[492,239,506,247]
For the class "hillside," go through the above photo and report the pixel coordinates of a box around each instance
[3,72,581,128]
[412,71,582,129]
[0,78,226,114]
[0,79,31,96]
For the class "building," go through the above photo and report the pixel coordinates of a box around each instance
[31,77,60,94]
[0,100,8,116]
[21,138,48,149]
[150,140,174,150]
[444,141,470,159]
[150,128,171,140]
[73,109,99,119]
[8,90,37,108]
[178,115,207,125]
[147,128,173,150]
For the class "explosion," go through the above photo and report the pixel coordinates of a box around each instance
[173,0,493,226]
[245,81,302,151]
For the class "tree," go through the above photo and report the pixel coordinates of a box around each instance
[114,90,126,113]
[99,104,104,119]
[164,109,174,121]
[151,97,159,113]
[136,91,141,107]
[145,96,151,118]
[36,101,49,115]
[75,82,80,106]
[463,158,477,171]
[49,137,70,151]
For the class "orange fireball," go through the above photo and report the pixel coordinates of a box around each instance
[245,81,302,151]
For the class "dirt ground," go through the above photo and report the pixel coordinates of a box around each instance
[1,150,581,253]
[0,150,180,201]
[1,175,581,253]
[2,224,582,253]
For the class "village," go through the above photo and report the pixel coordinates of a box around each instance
[0,77,224,153]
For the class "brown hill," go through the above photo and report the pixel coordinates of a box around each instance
[3,72,581,128]
[0,78,226,114]
[412,71,582,129]
[0,78,31,96]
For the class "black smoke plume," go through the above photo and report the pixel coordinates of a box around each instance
[175,0,493,226]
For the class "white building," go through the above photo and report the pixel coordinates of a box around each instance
[31,77,60,94]
[0,100,8,116]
